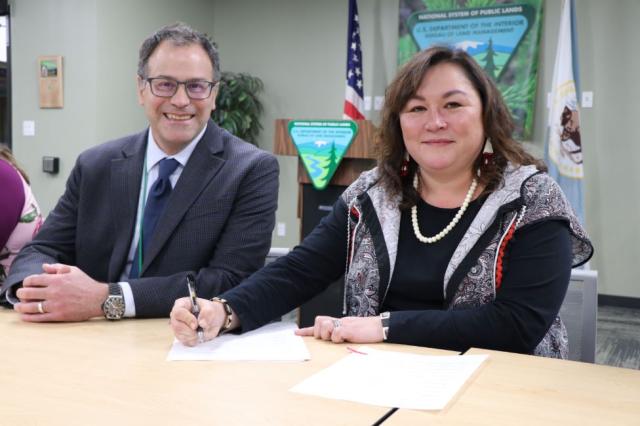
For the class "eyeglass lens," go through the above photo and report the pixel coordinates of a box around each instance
[149,78,212,99]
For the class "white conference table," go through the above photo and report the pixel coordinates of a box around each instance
[6,308,639,425]
[385,347,640,425]
[0,309,455,425]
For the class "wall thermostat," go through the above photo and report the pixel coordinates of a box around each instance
[42,156,60,174]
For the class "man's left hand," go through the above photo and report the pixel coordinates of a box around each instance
[14,263,109,322]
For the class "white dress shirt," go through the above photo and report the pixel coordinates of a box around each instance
[118,125,206,317]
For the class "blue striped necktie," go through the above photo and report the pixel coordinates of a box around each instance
[130,158,180,278]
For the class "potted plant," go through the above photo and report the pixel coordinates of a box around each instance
[211,71,264,145]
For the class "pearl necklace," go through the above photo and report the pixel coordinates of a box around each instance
[411,174,478,244]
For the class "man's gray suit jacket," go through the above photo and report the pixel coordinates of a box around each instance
[2,120,279,317]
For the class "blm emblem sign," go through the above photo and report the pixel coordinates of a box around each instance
[288,120,358,190]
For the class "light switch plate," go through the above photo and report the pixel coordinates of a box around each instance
[364,96,372,111]
[374,96,384,111]
[22,120,35,136]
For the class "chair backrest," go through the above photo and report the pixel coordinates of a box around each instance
[265,247,290,266]
[559,269,598,363]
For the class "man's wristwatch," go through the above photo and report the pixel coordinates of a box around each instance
[380,311,391,341]
[212,297,233,333]
[102,283,125,320]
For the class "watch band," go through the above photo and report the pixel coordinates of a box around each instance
[380,311,390,341]
[108,282,123,297]
[212,297,233,332]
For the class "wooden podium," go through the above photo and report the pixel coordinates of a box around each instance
[273,119,377,184]
[273,118,377,223]
[273,118,377,325]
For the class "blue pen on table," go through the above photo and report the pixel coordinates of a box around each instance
[186,273,204,344]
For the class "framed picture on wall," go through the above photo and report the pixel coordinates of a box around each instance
[38,55,64,108]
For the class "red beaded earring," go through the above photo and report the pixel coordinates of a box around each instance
[400,152,410,177]
[482,138,494,165]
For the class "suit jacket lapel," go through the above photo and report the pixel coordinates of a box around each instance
[108,131,147,280]
[142,122,225,274]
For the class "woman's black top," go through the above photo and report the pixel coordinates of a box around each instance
[382,195,487,312]
[222,194,572,354]
[381,196,572,352]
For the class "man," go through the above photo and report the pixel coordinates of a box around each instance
[1,23,279,321]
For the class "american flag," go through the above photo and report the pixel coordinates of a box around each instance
[343,0,365,120]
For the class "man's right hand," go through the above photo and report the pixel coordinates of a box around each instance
[170,297,232,346]
[14,263,108,322]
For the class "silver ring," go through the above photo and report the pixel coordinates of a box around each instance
[332,319,341,329]
[37,301,46,314]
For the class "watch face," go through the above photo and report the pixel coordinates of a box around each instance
[104,296,125,320]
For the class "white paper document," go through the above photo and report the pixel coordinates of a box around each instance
[290,346,487,410]
[167,321,310,362]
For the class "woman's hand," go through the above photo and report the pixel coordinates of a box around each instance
[170,297,229,346]
[295,315,385,344]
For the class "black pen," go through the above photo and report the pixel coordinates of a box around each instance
[186,273,204,344]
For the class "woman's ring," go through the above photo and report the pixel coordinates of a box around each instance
[332,319,341,329]
[37,301,45,314]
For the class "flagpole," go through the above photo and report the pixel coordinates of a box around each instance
[570,0,580,95]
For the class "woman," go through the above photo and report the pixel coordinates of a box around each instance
[170,47,593,358]
[0,145,42,290]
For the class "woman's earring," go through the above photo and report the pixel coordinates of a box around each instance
[400,152,410,177]
[482,139,494,165]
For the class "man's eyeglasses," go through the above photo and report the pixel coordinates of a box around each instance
[144,77,218,100]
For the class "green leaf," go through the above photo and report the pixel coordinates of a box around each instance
[427,0,457,11]
[465,0,495,8]
[211,71,264,145]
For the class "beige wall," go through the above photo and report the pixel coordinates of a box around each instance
[210,0,398,250]
[9,0,640,299]
[10,0,98,212]
[573,0,640,298]
[531,0,640,298]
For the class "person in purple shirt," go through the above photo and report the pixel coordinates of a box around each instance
[0,145,42,291]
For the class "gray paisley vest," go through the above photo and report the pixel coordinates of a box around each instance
[340,164,593,358]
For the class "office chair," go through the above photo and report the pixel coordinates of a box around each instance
[265,247,290,265]
[559,269,598,363]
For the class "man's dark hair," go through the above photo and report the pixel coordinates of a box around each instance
[137,22,220,81]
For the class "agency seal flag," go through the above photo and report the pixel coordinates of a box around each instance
[545,0,585,224]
